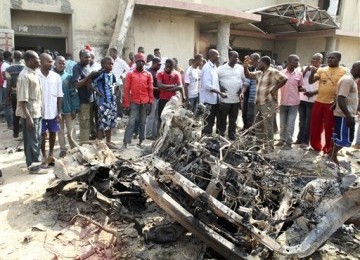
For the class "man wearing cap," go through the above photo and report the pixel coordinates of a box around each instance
[122,53,153,148]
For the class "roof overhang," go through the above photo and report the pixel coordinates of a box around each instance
[134,0,261,24]
[249,2,339,34]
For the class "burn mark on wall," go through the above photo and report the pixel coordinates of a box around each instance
[11,0,23,9]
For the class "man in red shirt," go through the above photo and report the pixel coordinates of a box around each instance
[122,53,153,148]
[157,59,182,134]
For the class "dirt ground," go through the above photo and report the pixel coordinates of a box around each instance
[0,116,360,260]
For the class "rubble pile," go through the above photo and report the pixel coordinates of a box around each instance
[51,94,360,259]
[139,94,360,259]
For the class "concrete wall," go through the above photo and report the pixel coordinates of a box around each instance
[69,0,118,60]
[295,37,327,65]
[274,40,297,65]
[337,37,360,68]
[338,0,360,33]
[232,36,274,52]
[124,8,196,69]
[176,0,319,11]
[178,0,276,11]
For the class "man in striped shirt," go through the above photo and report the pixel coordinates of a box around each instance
[244,56,287,151]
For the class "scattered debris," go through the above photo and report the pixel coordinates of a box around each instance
[139,94,360,259]
[49,93,360,259]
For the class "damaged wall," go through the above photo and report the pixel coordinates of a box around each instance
[124,8,196,69]
[69,0,118,58]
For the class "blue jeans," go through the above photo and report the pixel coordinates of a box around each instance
[0,88,13,127]
[297,101,313,144]
[280,105,298,145]
[188,96,199,114]
[123,103,147,144]
[22,118,42,167]
[145,98,158,138]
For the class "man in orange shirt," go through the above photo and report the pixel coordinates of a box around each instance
[308,51,347,154]
[122,53,153,148]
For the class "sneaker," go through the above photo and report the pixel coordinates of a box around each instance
[275,140,285,146]
[59,151,67,158]
[300,143,308,149]
[281,144,292,150]
[352,144,360,150]
[28,164,48,174]
[137,141,143,148]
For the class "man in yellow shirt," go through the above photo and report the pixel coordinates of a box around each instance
[308,51,347,154]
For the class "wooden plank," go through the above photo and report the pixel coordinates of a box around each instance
[139,173,250,260]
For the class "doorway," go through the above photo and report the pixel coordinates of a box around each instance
[15,36,66,56]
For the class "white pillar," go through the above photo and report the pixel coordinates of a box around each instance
[107,0,135,55]
[325,36,337,56]
[217,21,230,65]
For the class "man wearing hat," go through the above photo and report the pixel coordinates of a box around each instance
[122,53,154,148]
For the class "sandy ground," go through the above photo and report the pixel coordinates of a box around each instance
[0,119,206,260]
[0,114,360,259]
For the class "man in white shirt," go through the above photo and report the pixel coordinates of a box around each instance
[199,49,227,135]
[38,53,63,165]
[109,47,130,118]
[154,48,167,71]
[217,51,245,140]
[184,54,203,113]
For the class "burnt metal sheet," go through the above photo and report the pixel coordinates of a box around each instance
[249,3,338,34]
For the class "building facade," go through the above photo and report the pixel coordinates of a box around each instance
[0,0,359,68]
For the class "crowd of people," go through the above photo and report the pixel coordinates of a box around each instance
[0,45,360,179]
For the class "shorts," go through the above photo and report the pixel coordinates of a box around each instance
[98,101,117,131]
[42,118,60,133]
[333,116,355,147]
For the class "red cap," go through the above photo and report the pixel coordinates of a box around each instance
[84,44,93,51]
[134,53,146,62]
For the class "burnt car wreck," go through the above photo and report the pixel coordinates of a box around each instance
[53,94,360,259]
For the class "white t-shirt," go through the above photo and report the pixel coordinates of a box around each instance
[38,70,63,119]
[90,62,101,72]
[184,66,200,98]
[113,57,130,82]
[217,63,245,103]
[1,62,10,88]
[300,67,318,103]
